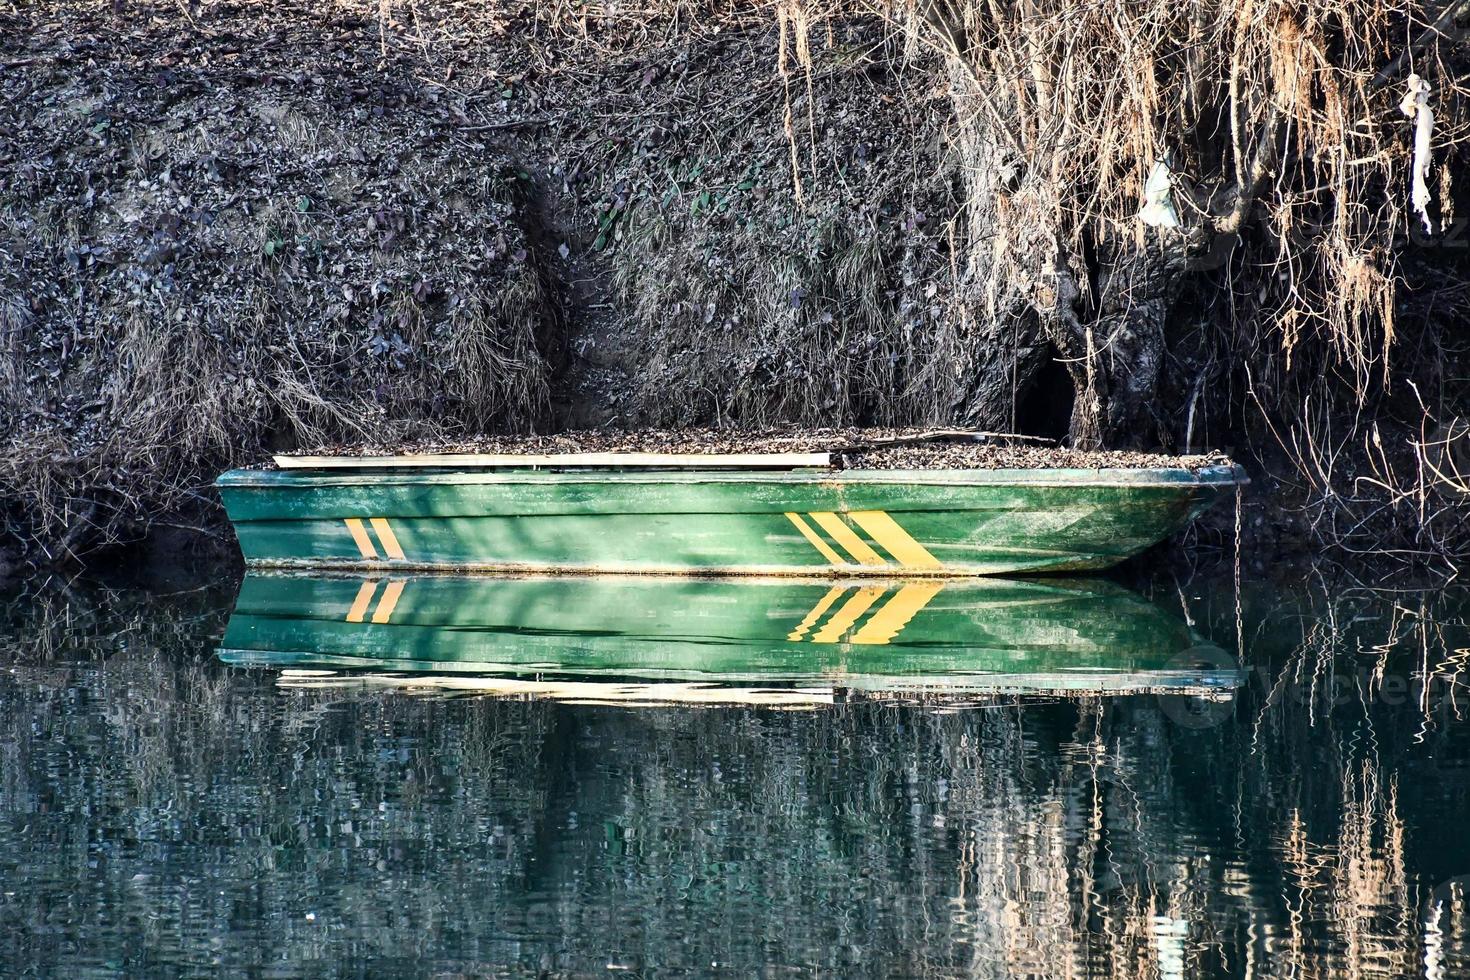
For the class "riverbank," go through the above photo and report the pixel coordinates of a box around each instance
[4,1,1467,569]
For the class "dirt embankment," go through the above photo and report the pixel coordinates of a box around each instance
[1,1,974,562]
[2,1,1466,570]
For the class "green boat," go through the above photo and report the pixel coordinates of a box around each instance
[216,447,1245,576]
[218,573,1241,703]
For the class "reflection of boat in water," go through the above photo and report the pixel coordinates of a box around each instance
[218,573,1241,706]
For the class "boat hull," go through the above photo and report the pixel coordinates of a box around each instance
[216,464,1246,576]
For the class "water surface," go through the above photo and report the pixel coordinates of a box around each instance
[1,567,1467,977]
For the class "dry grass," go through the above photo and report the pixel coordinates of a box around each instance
[580,12,1033,428]
[798,0,1468,561]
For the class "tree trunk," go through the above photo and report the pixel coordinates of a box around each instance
[1031,233,1182,449]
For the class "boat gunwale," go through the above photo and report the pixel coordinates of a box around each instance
[217,462,1248,491]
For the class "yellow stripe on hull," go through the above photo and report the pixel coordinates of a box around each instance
[848,511,942,570]
[809,513,886,567]
[344,518,378,560]
[370,518,406,560]
[784,512,844,566]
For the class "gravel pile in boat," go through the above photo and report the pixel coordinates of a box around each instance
[838,442,1230,471]
[277,428,1232,471]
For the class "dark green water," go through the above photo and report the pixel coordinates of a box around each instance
[1,568,1468,977]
